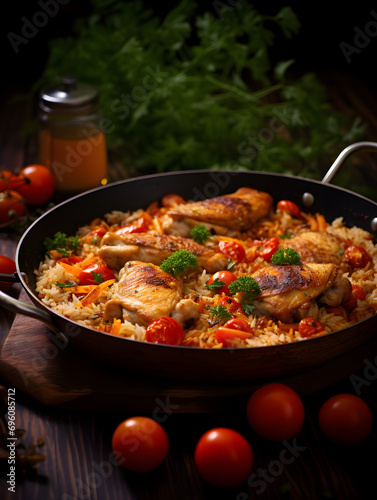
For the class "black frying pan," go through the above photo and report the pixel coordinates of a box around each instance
[1,142,377,381]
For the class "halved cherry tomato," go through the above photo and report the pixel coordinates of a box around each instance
[344,244,372,268]
[10,164,54,206]
[246,383,305,441]
[206,270,237,295]
[318,394,373,445]
[218,240,246,263]
[112,416,169,472]
[194,427,254,488]
[254,237,279,262]
[215,318,253,347]
[85,226,107,244]
[218,296,243,315]
[0,255,17,291]
[343,284,366,309]
[0,190,25,224]
[298,317,326,338]
[58,255,83,265]
[276,200,303,219]
[145,316,185,345]
[78,263,115,285]
[115,212,152,235]
[161,193,186,208]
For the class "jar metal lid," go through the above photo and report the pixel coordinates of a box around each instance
[39,75,98,113]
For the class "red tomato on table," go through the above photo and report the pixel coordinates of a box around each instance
[194,427,254,488]
[11,164,54,206]
[0,255,17,291]
[112,416,169,472]
[318,394,373,445]
[247,383,305,441]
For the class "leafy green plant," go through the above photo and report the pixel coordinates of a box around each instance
[38,0,365,181]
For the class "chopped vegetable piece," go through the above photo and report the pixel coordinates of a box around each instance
[77,279,115,307]
[145,316,185,345]
[276,200,303,219]
[344,244,372,268]
[255,237,279,261]
[298,317,326,338]
[218,240,246,263]
[205,270,237,295]
[159,249,198,275]
[271,247,301,265]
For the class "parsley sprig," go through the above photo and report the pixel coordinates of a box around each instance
[228,276,261,314]
[190,225,211,244]
[160,249,198,276]
[43,231,80,256]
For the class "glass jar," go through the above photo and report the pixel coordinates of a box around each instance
[38,75,108,194]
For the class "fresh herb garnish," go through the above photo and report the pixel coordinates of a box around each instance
[271,248,301,265]
[43,232,80,255]
[228,276,261,314]
[56,281,78,288]
[280,233,293,239]
[92,272,103,284]
[206,305,232,323]
[227,259,236,270]
[205,277,225,293]
[160,249,198,275]
[190,225,211,244]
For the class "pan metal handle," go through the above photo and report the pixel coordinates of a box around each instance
[0,288,69,348]
[321,141,377,184]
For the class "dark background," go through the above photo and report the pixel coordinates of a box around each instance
[1,0,377,95]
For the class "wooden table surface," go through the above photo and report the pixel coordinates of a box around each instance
[1,71,377,500]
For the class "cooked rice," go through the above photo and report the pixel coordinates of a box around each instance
[35,199,377,349]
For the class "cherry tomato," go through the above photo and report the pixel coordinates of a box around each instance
[206,270,237,295]
[0,190,26,224]
[112,416,169,472]
[276,200,303,219]
[298,317,326,338]
[0,255,16,292]
[85,226,107,244]
[246,383,305,441]
[145,316,185,345]
[78,263,115,285]
[218,240,246,263]
[215,318,253,347]
[318,394,373,445]
[161,193,186,208]
[255,237,279,262]
[343,284,366,310]
[11,165,54,206]
[194,427,254,488]
[344,244,372,268]
[218,296,243,315]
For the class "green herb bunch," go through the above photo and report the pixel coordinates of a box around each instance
[39,0,364,179]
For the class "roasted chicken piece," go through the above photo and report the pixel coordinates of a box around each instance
[99,232,228,273]
[103,261,182,326]
[251,263,344,323]
[280,231,342,264]
[165,187,273,236]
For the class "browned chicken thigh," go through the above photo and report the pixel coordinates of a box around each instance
[99,232,228,273]
[103,261,183,326]
[251,263,347,323]
[165,187,273,235]
[280,231,342,264]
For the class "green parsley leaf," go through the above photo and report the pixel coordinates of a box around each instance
[190,225,211,244]
[160,249,198,275]
[205,277,225,293]
[43,232,80,255]
[271,248,301,265]
[56,281,78,288]
[92,272,103,284]
[206,305,232,323]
